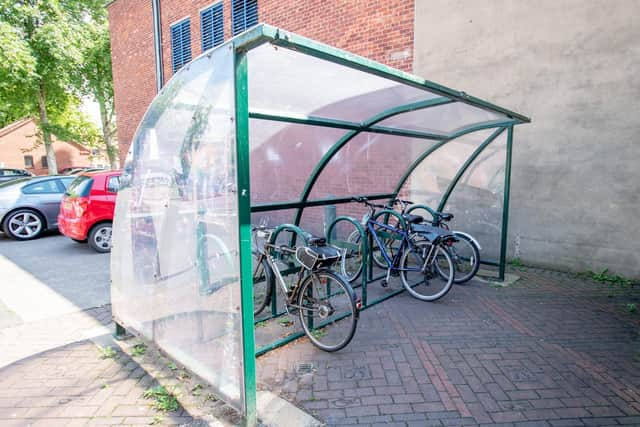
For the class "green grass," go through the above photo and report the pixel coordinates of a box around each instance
[510,258,524,267]
[132,343,147,357]
[143,386,179,412]
[578,269,634,286]
[99,346,118,359]
[278,318,293,327]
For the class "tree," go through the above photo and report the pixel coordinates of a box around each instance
[0,0,103,174]
[77,21,119,169]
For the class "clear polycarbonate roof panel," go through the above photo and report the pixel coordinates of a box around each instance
[308,132,441,200]
[398,128,497,207]
[247,43,440,122]
[444,131,507,261]
[111,43,246,411]
[377,102,507,135]
[249,120,346,205]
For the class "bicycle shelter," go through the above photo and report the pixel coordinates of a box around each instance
[111,24,530,424]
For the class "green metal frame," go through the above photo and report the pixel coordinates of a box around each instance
[226,23,529,424]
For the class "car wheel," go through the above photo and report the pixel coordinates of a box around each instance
[89,222,112,253]
[3,209,44,240]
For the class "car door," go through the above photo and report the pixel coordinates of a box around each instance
[20,179,67,228]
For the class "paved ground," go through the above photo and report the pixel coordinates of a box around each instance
[2,232,640,426]
[257,267,640,426]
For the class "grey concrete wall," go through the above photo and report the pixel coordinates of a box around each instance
[413,0,640,278]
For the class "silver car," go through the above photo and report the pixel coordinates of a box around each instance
[0,176,75,240]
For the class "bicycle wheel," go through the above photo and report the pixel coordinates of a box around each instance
[297,270,358,352]
[400,241,454,301]
[253,256,273,316]
[448,233,480,284]
[340,229,363,282]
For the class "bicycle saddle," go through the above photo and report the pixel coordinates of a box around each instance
[307,236,327,246]
[403,214,424,224]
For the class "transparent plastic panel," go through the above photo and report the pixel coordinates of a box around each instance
[377,102,506,135]
[111,44,245,410]
[308,132,440,200]
[248,43,439,122]
[442,132,507,262]
[249,120,346,204]
[399,128,497,208]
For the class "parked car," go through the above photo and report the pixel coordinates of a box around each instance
[58,170,121,252]
[60,167,90,175]
[0,168,32,183]
[0,175,75,240]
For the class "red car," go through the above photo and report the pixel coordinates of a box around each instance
[58,170,121,252]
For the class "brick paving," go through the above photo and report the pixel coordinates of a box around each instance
[0,325,242,426]
[256,267,640,426]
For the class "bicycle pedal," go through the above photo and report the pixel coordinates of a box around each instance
[381,279,388,287]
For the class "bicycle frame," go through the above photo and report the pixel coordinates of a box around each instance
[366,217,435,273]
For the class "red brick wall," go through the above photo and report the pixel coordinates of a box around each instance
[108,0,415,163]
[259,0,414,72]
[0,120,93,175]
[108,0,157,164]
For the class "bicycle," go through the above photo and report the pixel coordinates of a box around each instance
[344,197,456,301]
[252,225,359,352]
[400,200,481,284]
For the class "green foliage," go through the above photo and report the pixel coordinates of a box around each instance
[0,0,114,170]
[167,362,178,371]
[310,329,327,339]
[509,258,524,267]
[191,383,203,396]
[626,303,637,313]
[98,345,117,359]
[132,343,147,357]
[578,269,634,286]
[255,320,267,328]
[143,386,180,412]
[278,317,293,327]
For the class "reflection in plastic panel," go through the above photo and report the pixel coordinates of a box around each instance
[111,44,245,410]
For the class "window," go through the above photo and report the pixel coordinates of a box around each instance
[24,155,34,168]
[170,19,192,73]
[65,176,94,197]
[41,156,48,169]
[60,177,75,189]
[22,180,61,194]
[201,3,224,51]
[232,0,258,36]
[107,175,120,193]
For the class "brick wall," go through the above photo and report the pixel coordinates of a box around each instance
[107,0,157,163]
[0,120,93,175]
[108,0,415,163]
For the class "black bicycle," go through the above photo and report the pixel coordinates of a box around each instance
[252,225,359,352]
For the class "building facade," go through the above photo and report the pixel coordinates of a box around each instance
[107,0,639,278]
[0,119,98,175]
[107,0,414,162]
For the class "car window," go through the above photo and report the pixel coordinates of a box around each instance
[65,175,94,197]
[107,175,120,193]
[22,180,61,194]
[59,177,75,189]
[1,169,22,176]
[0,177,30,188]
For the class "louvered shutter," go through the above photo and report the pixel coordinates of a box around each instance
[232,0,258,36]
[170,19,192,73]
[201,3,224,52]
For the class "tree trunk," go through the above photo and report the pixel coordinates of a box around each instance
[98,97,118,170]
[37,84,58,175]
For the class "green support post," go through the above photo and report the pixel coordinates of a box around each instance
[498,126,514,281]
[234,47,257,425]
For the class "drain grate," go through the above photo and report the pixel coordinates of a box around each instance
[296,362,314,376]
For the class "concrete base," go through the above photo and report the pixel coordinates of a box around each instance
[257,390,322,427]
[476,269,520,287]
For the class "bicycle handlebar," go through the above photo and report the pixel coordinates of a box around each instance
[351,197,385,210]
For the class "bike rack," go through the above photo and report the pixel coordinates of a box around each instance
[111,24,530,425]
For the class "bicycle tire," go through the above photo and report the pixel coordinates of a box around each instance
[400,242,454,301]
[253,257,274,316]
[297,269,358,352]
[450,233,480,284]
[341,229,363,282]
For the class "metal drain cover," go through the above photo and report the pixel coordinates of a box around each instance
[296,362,314,375]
